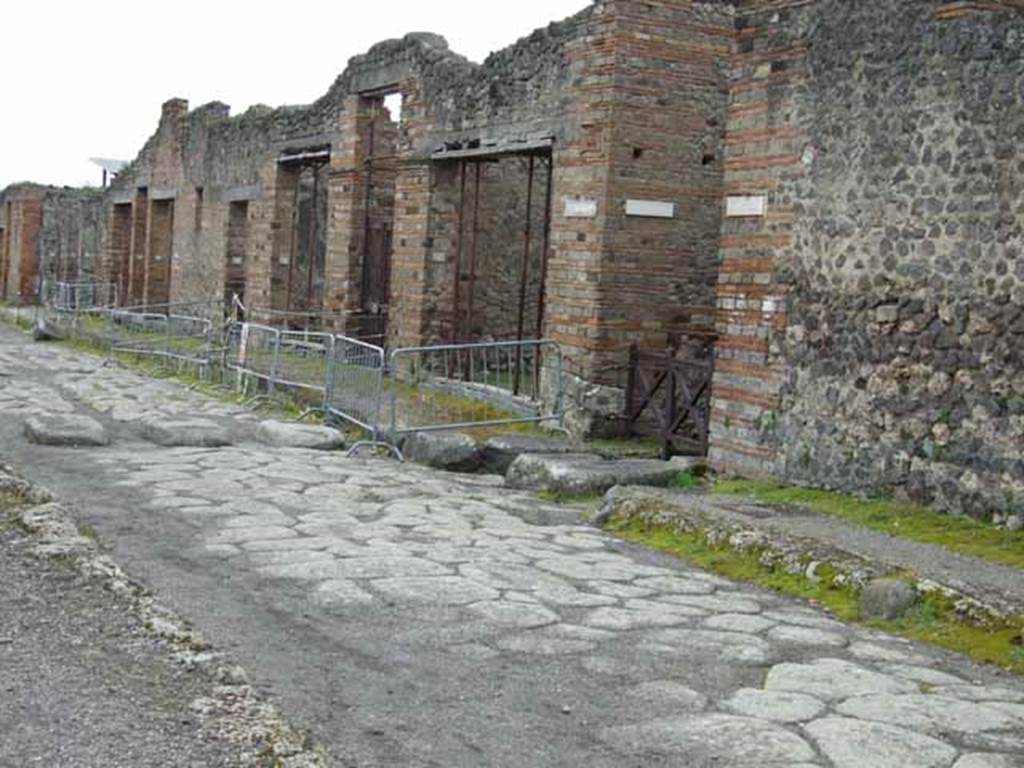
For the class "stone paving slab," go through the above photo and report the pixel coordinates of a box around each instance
[2,323,1024,767]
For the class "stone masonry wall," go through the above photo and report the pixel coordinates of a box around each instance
[0,185,102,305]
[709,0,1024,520]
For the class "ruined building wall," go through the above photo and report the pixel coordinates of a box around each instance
[0,187,43,304]
[551,0,735,435]
[0,185,103,305]
[709,0,1024,520]
[371,13,594,349]
[39,188,106,286]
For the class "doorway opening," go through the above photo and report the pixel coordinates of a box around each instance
[129,188,148,305]
[147,199,174,305]
[356,90,401,344]
[224,201,249,308]
[111,204,131,305]
[442,149,554,346]
[273,152,329,323]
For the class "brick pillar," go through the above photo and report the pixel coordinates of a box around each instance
[389,160,438,348]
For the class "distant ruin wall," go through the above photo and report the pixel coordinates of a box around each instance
[710,0,1024,520]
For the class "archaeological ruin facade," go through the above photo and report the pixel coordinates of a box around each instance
[2,0,1022,519]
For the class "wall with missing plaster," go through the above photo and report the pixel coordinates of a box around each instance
[708,0,1024,521]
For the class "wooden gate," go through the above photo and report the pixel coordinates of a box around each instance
[624,336,715,458]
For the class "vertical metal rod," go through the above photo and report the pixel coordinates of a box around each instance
[361,101,377,320]
[467,161,482,340]
[534,155,555,398]
[452,160,468,344]
[285,172,301,312]
[306,168,320,310]
[514,154,536,395]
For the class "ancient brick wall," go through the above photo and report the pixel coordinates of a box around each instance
[544,0,734,435]
[40,188,106,286]
[709,0,1024,520]
[0,186,48,304]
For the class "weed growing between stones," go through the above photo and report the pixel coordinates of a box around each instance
[608,515,1024,675]
[668,470,702,490]
[714,479,1024,570]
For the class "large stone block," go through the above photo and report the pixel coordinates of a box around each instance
[505,453,680,496]
[143,418,231,448]
[256,421,344,451]
[859,578,918,621]
[402,431,481,472]
[24,414,110,448]
[480,434,574,475]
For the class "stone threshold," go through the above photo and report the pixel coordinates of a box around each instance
[597,486,1024,626]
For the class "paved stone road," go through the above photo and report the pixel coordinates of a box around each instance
[1,324,1023,767]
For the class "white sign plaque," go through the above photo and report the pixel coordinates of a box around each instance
[625,199,676,219]
[564,198,598,218]
[726,195,768,217]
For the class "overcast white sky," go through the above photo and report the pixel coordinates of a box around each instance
[0,0,590,190]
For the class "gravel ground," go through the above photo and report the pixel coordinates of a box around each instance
[0,513,243,768]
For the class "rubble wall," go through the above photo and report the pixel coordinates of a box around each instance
[709,0,1024,520]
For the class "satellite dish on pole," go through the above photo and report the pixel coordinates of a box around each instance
[89,158,129,187]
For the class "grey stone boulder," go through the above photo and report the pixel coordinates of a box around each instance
[480,434,573,474]
[143,418,231,448]
[256,420,344,451]
[506,453,680,496]
[859,578,919,620]
[402,431,481,472]
[24,414,110,447]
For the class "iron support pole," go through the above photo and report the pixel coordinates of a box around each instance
[285,176,300,314]
[514,154,536,395]
[452,160,468,345]
[467,161,482,341]
[533,154,555,398]
[361,104,378,327]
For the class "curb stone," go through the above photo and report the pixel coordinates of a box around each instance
[598,485,1024,630]
[0,463,327,767]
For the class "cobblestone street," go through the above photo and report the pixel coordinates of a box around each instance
[2,324,1023,767]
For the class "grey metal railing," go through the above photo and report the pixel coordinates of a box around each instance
[386,339,564,436]
[324,335,387,437]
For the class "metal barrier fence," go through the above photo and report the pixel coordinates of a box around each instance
[226,323,335,407]
[45,281,118,311]
[325,335,388,437]
[36,301,220,377]
[110,311,216,374]
[25,291,566,450]
[242,305,389,346]
[387,339,563,436]
[324,337,564,442]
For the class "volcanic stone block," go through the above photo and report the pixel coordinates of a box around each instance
[506,454,681,496]
[402,431,482,472]
[480,434,574,474]
[256,420,344,451]
[24,414,110,447]
[143,418,231,448]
